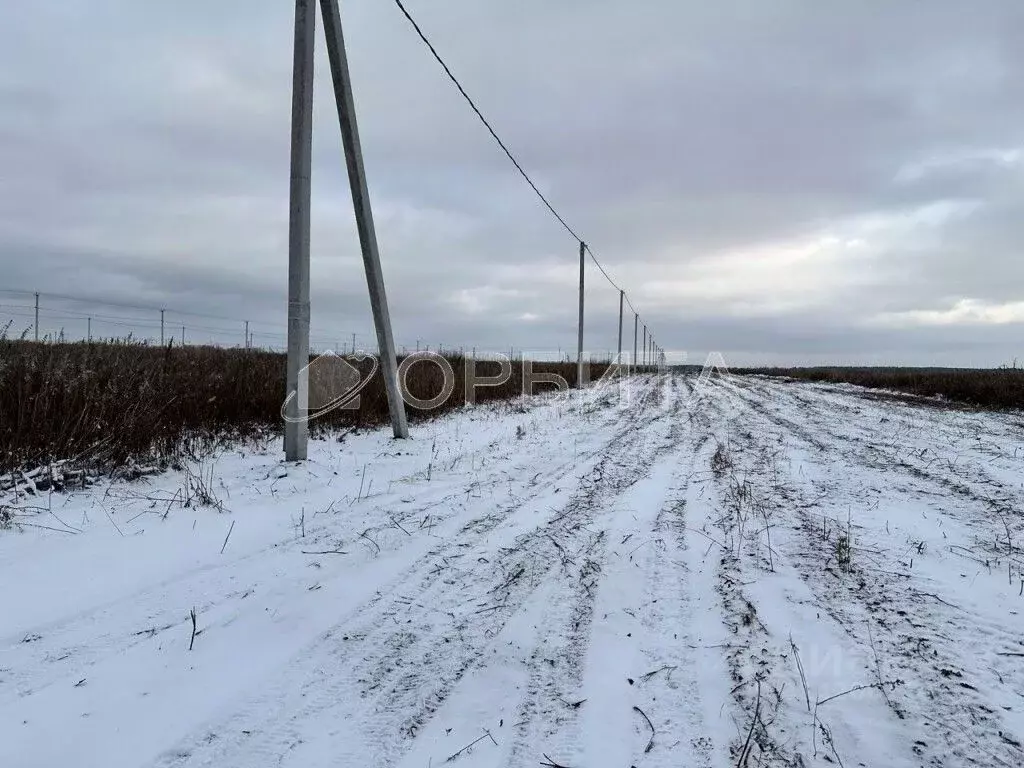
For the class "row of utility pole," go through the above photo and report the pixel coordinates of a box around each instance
[25,293,568,354]
[23,291,255,348]
[576,245,663,388]
[283,0,666,462]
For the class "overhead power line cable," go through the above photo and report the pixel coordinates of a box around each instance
[584,244,623,294]
[392,0,584,245]
[391,0,658,344]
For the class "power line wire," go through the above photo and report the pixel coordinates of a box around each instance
[0,288,260,326]
[391,0,656,339]
[392,0,584,245]
[584,244,623,294]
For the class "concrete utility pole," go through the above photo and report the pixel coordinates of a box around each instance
[616,290,624,366]
[576,240,585,388]
[245,320,250,350]
[642,325,647,370]
[87,317,91,343]
[284,0,315,460]
[285,0,411,460]
[320,0,407,439]
[633,313,638,374]
[34,293,39,342]
[160,309,165,345]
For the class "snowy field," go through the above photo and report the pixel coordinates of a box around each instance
[2,373,1024,767]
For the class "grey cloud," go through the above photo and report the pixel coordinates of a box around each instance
[1,1,1023,365]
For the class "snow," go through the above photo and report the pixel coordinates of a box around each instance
[2,373,1023,767]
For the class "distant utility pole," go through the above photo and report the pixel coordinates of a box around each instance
[576,240,585,389]
[633,313,638,375]
[34,292,39,342]
[245,320,250,350]
[642,324,647,370]
[87,317,91,343]
[617,290,624,365]
[160,309,165,346]
[182,325,186,346]
[284,0,410,461]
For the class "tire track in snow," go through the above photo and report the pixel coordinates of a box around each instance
[571,418,735,768]
[497,376,689,768]
[134,379,678,768]
[0,384,645,768]
[634,431,732,768]
[707,375,1024,767]
[0,410,606,703]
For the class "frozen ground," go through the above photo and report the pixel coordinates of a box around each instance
[2,373,1023,767]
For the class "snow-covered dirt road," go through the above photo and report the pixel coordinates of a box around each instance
[2,374,1024,767]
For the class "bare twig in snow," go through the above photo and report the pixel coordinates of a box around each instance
[444,730,498,763]
[359,529,381,555]
[816,680,903,707]
[736,679,762,767]
[161,488,180,520]
[633,705,655,753]
[539,754,572,768]
[640,664,677,682]
[15,520,79,535]
[789,635,811,712]
[867,624,891,708]
[301,548,348,556]
[910,589,966,612]
[100,504,124,537]
[220,519,235,554]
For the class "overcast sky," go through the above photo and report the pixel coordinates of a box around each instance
[1,1,1022,366]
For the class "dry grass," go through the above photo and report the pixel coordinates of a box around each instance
[0,338,608,475]
[734,366,1024,410]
